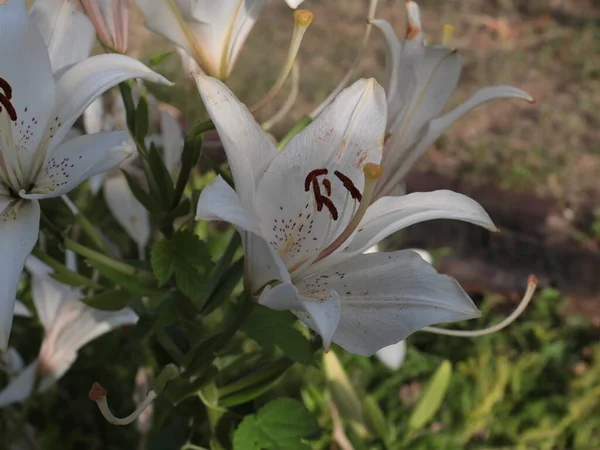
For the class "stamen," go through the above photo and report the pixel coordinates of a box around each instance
[262,62,301,132]
[334,170,362,201]
[0,77,17,122]
[251,10,313,112]
[90,382,157,426]
[442,24,455,46]
[322,178,332,196]
[405,1,423,43]
[423,276,538,337]
[309,0,379,119]
[314,163,383,263]
[320,196,338,220]
[312,181,324,212]
[0,78,12,99]
[305,168,328,191]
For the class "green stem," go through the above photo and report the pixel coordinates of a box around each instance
[188,119,215,138]
[277,115,312,150]
[200,233,240,306]
[32,247,104,290]
[64,238,154,280]
[217,358,293,398]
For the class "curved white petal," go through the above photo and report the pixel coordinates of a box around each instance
[0,348,24,374]
[83,97,106,135]
[370,19,403,110]
[13,301,32,318]
[298,250,481,356]
[0,200,40,352]
[0,360,38,408]
[386,86,533,187]
[159,105,184,175]
[193,73,278,206]
[40,302,138,380]
[259,283,341,350]
[26,255,78,331]
[0,0,56,177]
[104,174,150,256]
[375,340,406,370]
[314,190,496,271]
[196,176,290,291]
[24,131,133,199]
[29,0,96,74]
[49,54,172,151]
[255,79,387,271]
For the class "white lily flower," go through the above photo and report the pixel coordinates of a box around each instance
[29,0,96,74]
[80,0,130,54]
[195,74,497,356]
[372,1,534,198]
[0,0,170,351]
[375,340,406,371]
[0,256,138,408]
[136,0,294,80]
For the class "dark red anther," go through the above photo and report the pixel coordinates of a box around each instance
[319,196,338,220]
[334,171,362,201]
[304,168,328,191]
[311,179,324,211]
[322,178,332,197]
[0,77,17,122]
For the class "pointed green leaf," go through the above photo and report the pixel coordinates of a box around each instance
[148,51,174,67]
[408,360,453,431]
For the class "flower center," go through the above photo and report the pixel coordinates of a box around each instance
[304,168,363,221]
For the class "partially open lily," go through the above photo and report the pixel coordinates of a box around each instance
[0,0,171,351]
[195,74,498,356]
[372,1,533,198]
[80,0,130,54]
[0,256,138,408]
[136,0,300,80]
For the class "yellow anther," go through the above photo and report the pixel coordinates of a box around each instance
[294,9,313,27]
[363,163,383,180]
[442,24,455,46]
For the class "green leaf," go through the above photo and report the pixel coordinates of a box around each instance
[118,82,136,134]
[135,95,149,142]
[122,170,162,215]
[87,259,163,297]
[408,360,453,431]
[175,262,206,303]
[363,395,388,440]
[151,240,175,287]
[148,142,174,206]
[322,350,363,425]
[233,398,319,450]
[243,307,313,364]
[81,289,133,311]
[173,229,212,269]
[148,50,174,67]
[170,230,212,303]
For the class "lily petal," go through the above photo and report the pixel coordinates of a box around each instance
[0,0,56,177]
[259,283,341,350]
[388,86,533,186]
[193,73,278,205]
[196,176,290,290]
[370,19,402,108]
[104,174,150,258]
[285,0,304,8]
[13,301,32,318]
[23,131,133,199]
[0,361,38,408]
[26,255,78,331]
[298,250,481,356]
[159,105,184,175]
[314,190,496,271]
[29,0,96,74]
[49,54,172,151]
[375,340,406,370]
[255,79,387,270]
[0,200,40,352]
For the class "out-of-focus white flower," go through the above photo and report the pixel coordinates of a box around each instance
[0,256,138,408]
[136,0,303,79]
[29,0,96,73]
[0,0,170,351]
[375,340,406,370]
[80,0,130,53]
[371,1,533,198]
[195,74,496,356]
